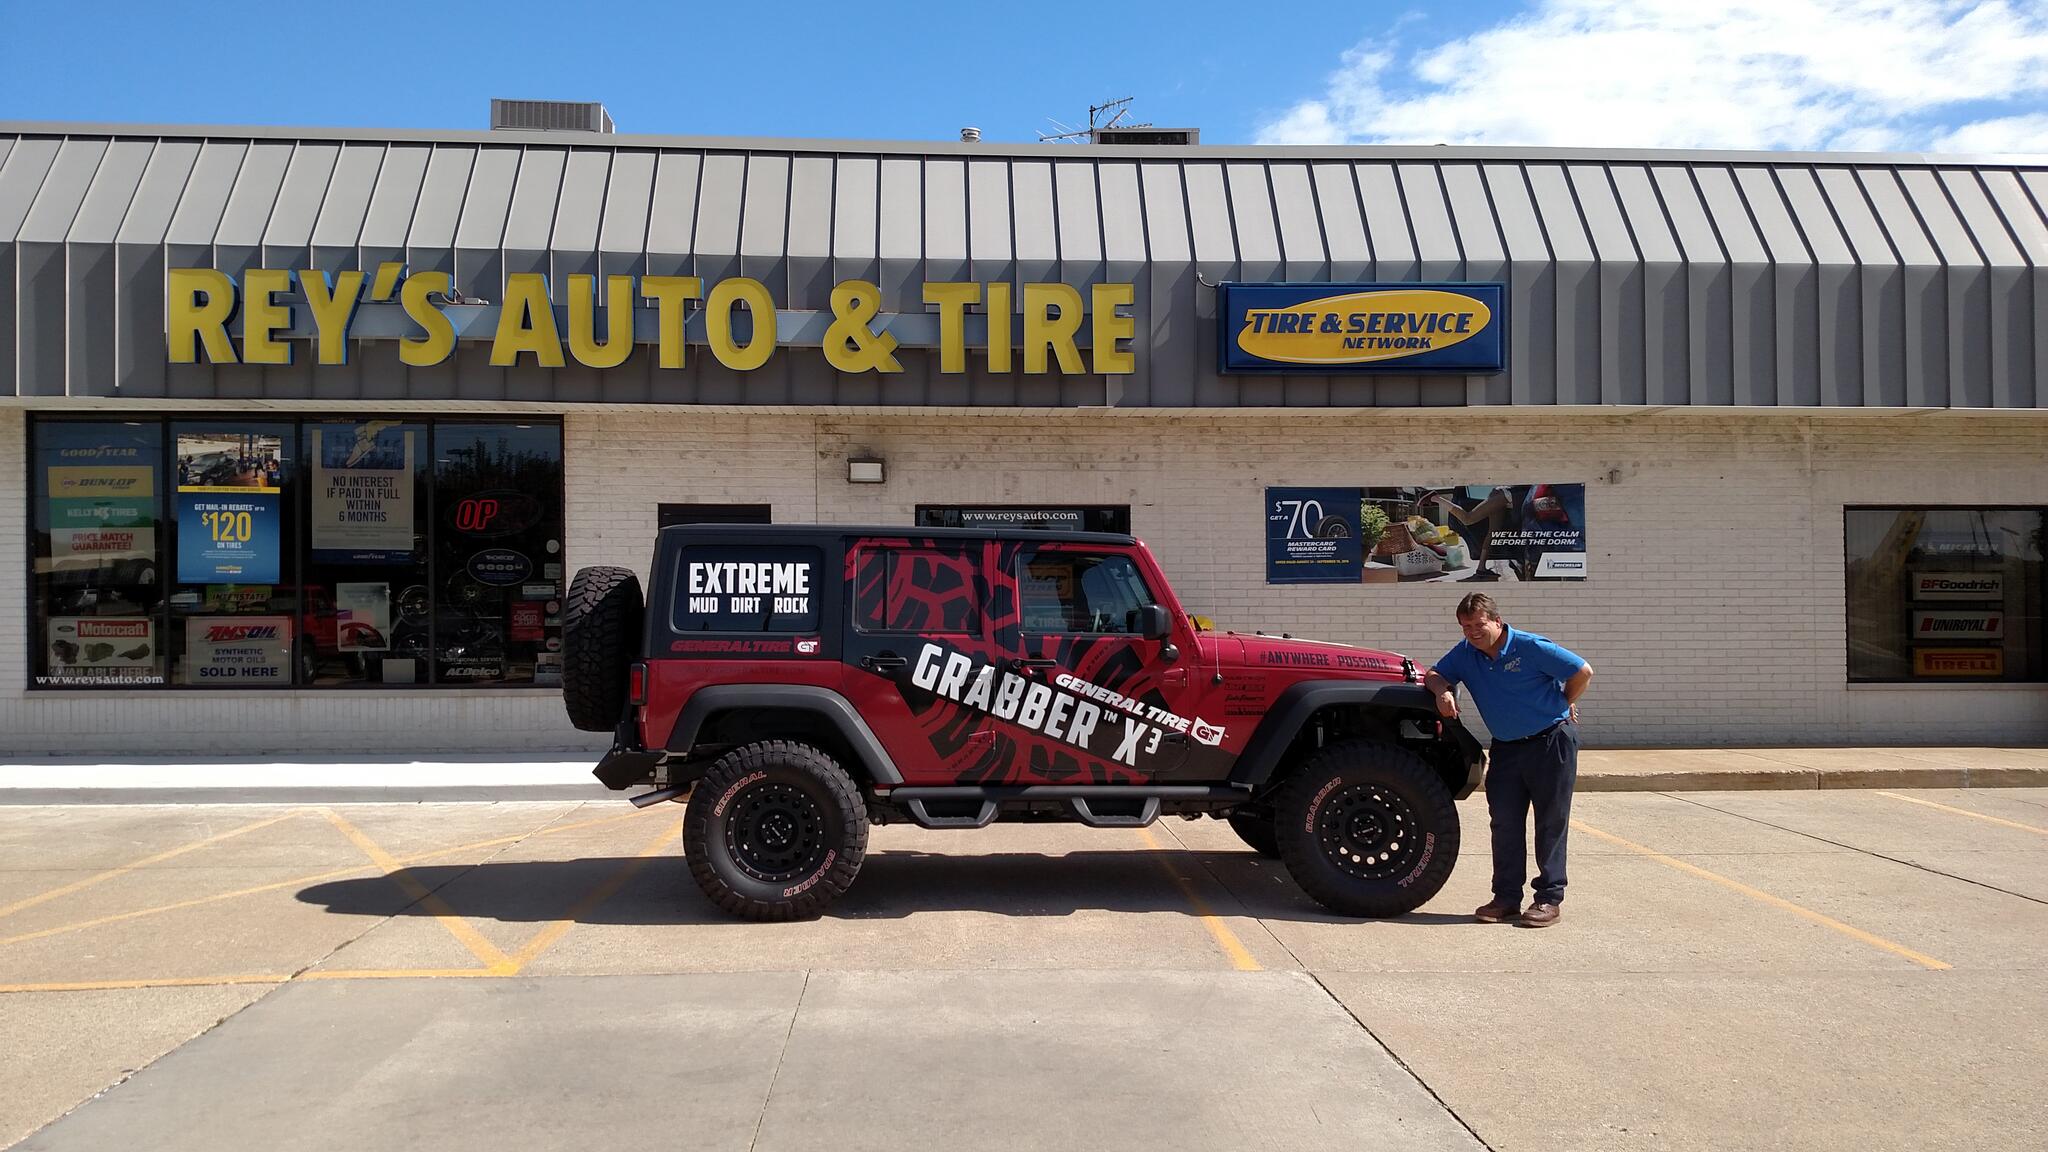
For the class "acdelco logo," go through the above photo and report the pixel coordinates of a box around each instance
[1237,289,1492,365]
[205,625,279,642]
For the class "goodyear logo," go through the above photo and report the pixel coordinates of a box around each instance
[1219,283,1505,374]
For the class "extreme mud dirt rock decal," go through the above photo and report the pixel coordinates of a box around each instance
[908,641,1225,768]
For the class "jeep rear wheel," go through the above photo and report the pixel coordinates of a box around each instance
[1226,806,1281,858]
[562,565,642,732]
[684,741,868,921]
[1275,740,1459,918]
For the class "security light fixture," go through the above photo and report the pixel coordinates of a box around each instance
[848,457,885,484]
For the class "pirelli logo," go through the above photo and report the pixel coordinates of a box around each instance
[1912,648,2003,677]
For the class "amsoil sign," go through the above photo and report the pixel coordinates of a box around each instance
[1219,284,1505,374]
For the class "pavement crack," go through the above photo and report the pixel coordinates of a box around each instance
[747,968,810,1152]
[1308,972,1497,1151]
[1663,793,2048,908]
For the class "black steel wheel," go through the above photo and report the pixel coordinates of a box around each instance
[1275,739,1460,917]
[684,741,867,921]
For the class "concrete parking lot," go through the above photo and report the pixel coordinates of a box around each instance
[1,787,2043,1151]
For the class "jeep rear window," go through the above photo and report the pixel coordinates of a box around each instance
[1016,551,1157,634]
[670,545,822,633]
[852,546,980,635]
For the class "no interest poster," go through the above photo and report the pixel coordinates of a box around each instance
[311,424,416,564]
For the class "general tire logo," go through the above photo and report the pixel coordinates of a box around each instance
[715,771,767,818]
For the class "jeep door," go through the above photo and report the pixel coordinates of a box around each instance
[839,539,996,785]
[1000,544,1207,782]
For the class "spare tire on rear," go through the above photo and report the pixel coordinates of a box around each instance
[562,565,643,731]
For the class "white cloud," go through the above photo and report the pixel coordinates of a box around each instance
[1931,112,2048,152]
[1255,0,2048,152]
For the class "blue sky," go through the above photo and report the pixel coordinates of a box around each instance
[3,0,2045,152]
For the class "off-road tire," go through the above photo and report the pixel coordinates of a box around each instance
[1226,806,1281,858]
[1275,739,1459,917]
[561,565,642,732]
[684,741,868,921]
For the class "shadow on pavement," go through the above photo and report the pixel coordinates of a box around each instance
[294,847,1484,926]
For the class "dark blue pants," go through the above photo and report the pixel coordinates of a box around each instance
[1485,719,1579,906]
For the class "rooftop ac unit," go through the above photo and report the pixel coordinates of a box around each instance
[490,99,616,134]
[1090,127,1200,146]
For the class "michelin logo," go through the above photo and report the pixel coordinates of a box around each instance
[1535,553,1588,578]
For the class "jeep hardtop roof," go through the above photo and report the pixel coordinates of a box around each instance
[657,523,1141,547]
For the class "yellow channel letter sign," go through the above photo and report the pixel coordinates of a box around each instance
[166,266,1136,375]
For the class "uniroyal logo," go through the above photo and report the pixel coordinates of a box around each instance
[205,625,280,642]
[1914,612,2003,639]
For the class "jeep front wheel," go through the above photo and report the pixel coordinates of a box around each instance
[684,741,868,921]
[1275,740,1459,917]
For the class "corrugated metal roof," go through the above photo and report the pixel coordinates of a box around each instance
[3,122,2047,408]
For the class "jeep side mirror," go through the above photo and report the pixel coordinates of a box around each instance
[1129,604,1173,640]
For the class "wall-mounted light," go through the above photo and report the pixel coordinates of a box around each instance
[847,456,885,484]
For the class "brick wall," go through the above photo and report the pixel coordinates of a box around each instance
[3,404,2044,756]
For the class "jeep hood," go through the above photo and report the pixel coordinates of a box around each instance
[1206,632,1414,680]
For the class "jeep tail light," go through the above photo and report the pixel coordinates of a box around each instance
[628,662,647,707]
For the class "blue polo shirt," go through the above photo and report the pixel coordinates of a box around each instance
[1433,626,1587,742]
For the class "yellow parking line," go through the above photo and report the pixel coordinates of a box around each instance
[0,974,293,994]
[1876,792,2048,836]
[1572,820,1951,971]
[320,810,515,973]
[0,810,646,951]
[501,817,683,974]
[1136,828,1262,971]
[0,809,305,921]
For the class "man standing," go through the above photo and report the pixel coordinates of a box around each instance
[1424,593,1593,928]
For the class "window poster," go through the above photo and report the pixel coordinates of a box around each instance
[45,457,156,575]
[45,617,160,684]
[182,616,293,684]
[311,423,416,564]
[175,432,282,584]
[336,583,393,652]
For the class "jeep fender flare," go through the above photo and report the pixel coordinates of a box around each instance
[664,684,905,786]
[1229,681,1485,797]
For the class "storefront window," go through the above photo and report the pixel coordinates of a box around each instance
[30,421,166,686]
[26,415,564,690]
[164,421,298,687]
[302,420,430,686]
[1845,508,2045,682]
[433,423,565,686]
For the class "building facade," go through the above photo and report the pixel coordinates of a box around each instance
[2,121,2044,756]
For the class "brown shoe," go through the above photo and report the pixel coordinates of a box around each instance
[1474,899,1518,924]
[1518,902,1561,928]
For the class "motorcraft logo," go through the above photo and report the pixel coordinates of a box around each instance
[905,641,1226,767]
[70,620,150,639]
[205,624,280,642]
[1221,284,1505,373]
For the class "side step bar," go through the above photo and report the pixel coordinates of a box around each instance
[884,785,1244,830]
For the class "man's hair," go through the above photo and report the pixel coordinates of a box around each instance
[1456,592,1500,621]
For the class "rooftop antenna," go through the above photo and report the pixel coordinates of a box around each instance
[1039,97,1150,143]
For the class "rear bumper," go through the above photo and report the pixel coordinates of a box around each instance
[593,716,662,790]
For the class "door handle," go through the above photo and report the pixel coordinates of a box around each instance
[1009,658,1060,675]
[863,654,908,672]
[1161,731,1189,745]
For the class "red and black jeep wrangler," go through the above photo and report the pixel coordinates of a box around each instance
[562,525,1483,921]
